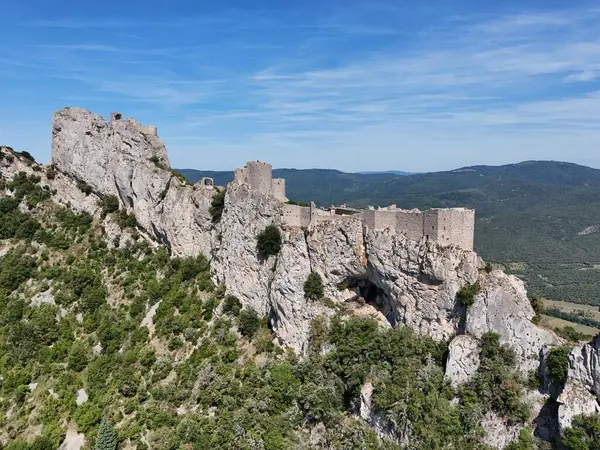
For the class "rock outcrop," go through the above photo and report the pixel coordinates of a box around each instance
[51,108,213,256]
[444,334,481,388]
[556,337,600,432]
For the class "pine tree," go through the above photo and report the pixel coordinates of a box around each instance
[95,415,118,450]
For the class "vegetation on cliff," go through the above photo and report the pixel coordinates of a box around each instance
[0,168,592,449]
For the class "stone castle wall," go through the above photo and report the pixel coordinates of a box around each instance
[108,112,158,136]
[233,161,287,201]
[282,204,311,227]
[435,208,475,250]
[232,161,475,250]
[396,210,424,241]
[271,178,286,202]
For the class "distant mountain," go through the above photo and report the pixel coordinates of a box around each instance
[355,170,413,175]
[177,161,600,305]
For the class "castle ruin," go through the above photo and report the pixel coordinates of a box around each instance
[232,161,475,250]
[233,161,286,202]
[110,112,158,137]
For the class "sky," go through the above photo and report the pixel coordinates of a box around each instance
[1,0,599,172]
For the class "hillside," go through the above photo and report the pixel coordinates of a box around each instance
[2,109,598,450]
[0,150,540,449]
[180,161,600,305]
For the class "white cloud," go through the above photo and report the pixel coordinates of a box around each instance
[5,4,600,170]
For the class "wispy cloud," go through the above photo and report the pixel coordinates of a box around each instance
[4,3,600,170]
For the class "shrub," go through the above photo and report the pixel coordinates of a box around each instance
[239,309,261,338]
[68,342,89,372]
[223,295,242,317]
[473,332,530,422]
[505,429,535,450]
[257,224,282,257]
[562,414,600,449]
[18,151,35,162]
[484,262,493,273]
[116,210,137,228]
[46,166,57,180]
[457,283,480,308]
[554,326,590,342]
[100,195,120,215]
[77,181,93,196]
[547,346,570,384]
[304,272,324,300]
[209,189,226,223]
[528,293,544,324]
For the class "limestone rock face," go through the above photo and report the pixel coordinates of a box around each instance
[211,184,283,315]
[445,334,481,388]
[557,337,600,431]
[358,381,400,442]
[51,108,213,256]
[466,271,561,374]
[480,411,522,449]
[366,228,480,339]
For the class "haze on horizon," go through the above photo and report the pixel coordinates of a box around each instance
[1,0,599,173]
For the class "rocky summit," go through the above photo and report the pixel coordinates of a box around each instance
[1,108,599,449]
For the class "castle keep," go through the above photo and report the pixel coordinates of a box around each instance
[232,161,475,250]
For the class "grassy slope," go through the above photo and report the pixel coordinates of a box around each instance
[180,161,600,305]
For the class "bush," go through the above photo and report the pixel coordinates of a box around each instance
[505,429,535,450]
[554,326,590,342]
[77,181,93,196]
[116,209,137,228]
[100,195,120,215]
[21,151,35,162]
[223,295,242,317]
[547,346,570,384]
[239,309,261,338]
[528,293,544,324]
[46,166,57,180]
[562,414,600,449]
[473,332,530,422]
[304,272,324,300]
[209,189,226,223]
[68,342,89,372]
[457,283,480,308]
[257,224,282,257]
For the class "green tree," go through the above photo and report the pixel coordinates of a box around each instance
[223,295,242,317]
[239,309,261,338]
[95,415,118,450]
[547,346,570,384]
[68,342,89,372]
[457,283,480,308]
[562,414,600,450]
[257,224,282,257]
[209,189,226,223]
[304,272,324,300]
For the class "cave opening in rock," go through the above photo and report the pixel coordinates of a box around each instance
[340,277,396,327]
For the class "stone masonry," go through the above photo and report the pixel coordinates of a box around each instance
[233,161,287,202]
[232,161,476,250]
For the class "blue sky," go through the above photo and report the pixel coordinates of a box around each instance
[1,1,599,172]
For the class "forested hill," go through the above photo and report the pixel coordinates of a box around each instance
[179,161,600,305]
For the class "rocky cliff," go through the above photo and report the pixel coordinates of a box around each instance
[4,107,599,449]
[51,108,213,256]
